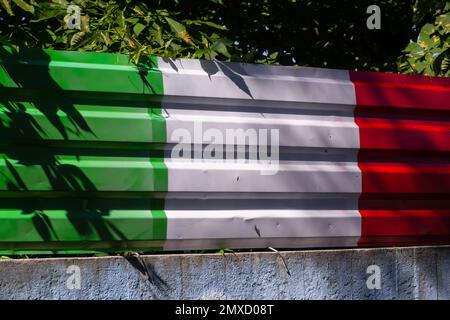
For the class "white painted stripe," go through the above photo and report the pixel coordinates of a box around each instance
[166,159,361,193]
[164,111,360,149]
[162,192,361,200]
[163,237,360,250]
[158,58,356,106]
[159,57,359,150]
[164,209,361,249]
[158,57,362,250]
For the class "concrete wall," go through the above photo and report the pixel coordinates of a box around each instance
[0,246,449,300]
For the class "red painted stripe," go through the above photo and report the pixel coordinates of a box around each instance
[350,71,450,245]
[360,210,450,237]
[350,71,450,111]
[358,162,450,193]
[359,196,450,210]
[355,113,450,151]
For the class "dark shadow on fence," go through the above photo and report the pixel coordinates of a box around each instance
[0,48,164,251]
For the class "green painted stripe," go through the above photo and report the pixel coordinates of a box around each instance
[0,103,167,143]
[0,48,168,253]
[0,209,166,242]
[0,47,163,95]
[0,154,168,192]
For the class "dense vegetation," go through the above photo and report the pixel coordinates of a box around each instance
[0,0,449,76]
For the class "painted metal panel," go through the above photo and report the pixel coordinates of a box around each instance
[0,47,449,254]
[350,71,450,247]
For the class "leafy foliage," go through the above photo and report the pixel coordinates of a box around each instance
[217,248,233,255]
[0,0,449,76]
[0,0,231,63]
[398,1,450,76]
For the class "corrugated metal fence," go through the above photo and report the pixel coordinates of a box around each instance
[0,47,449,254]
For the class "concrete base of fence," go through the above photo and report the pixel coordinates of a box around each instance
[0,246,449,299]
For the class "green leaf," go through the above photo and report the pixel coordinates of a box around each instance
[185,20,228,30]
[70,31,97,50]
[70,31,86,48]
[127,17,139,25]
[12,0,34,13]
[403,42,423,55]
[170,42,181,51]
[51,0,69,5]
[201,20,227,30]
[445,2,450,12]
[412,60,426,73]
[193,48,208,59]
[156,9,169,16]
[243,50,255,62]
[269,51,279,59]
[436,13,450,31]
[432,47,450,75]
[421,23,436,36]
[149,23,163,46]
[133,23,145,36]
[0,0,13,16]
[205,49,218,60]
[418,24,434,48]
[217,248,233,254]
[165,17,185,34]
[46,28,57,41]
[211,38,231,58]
